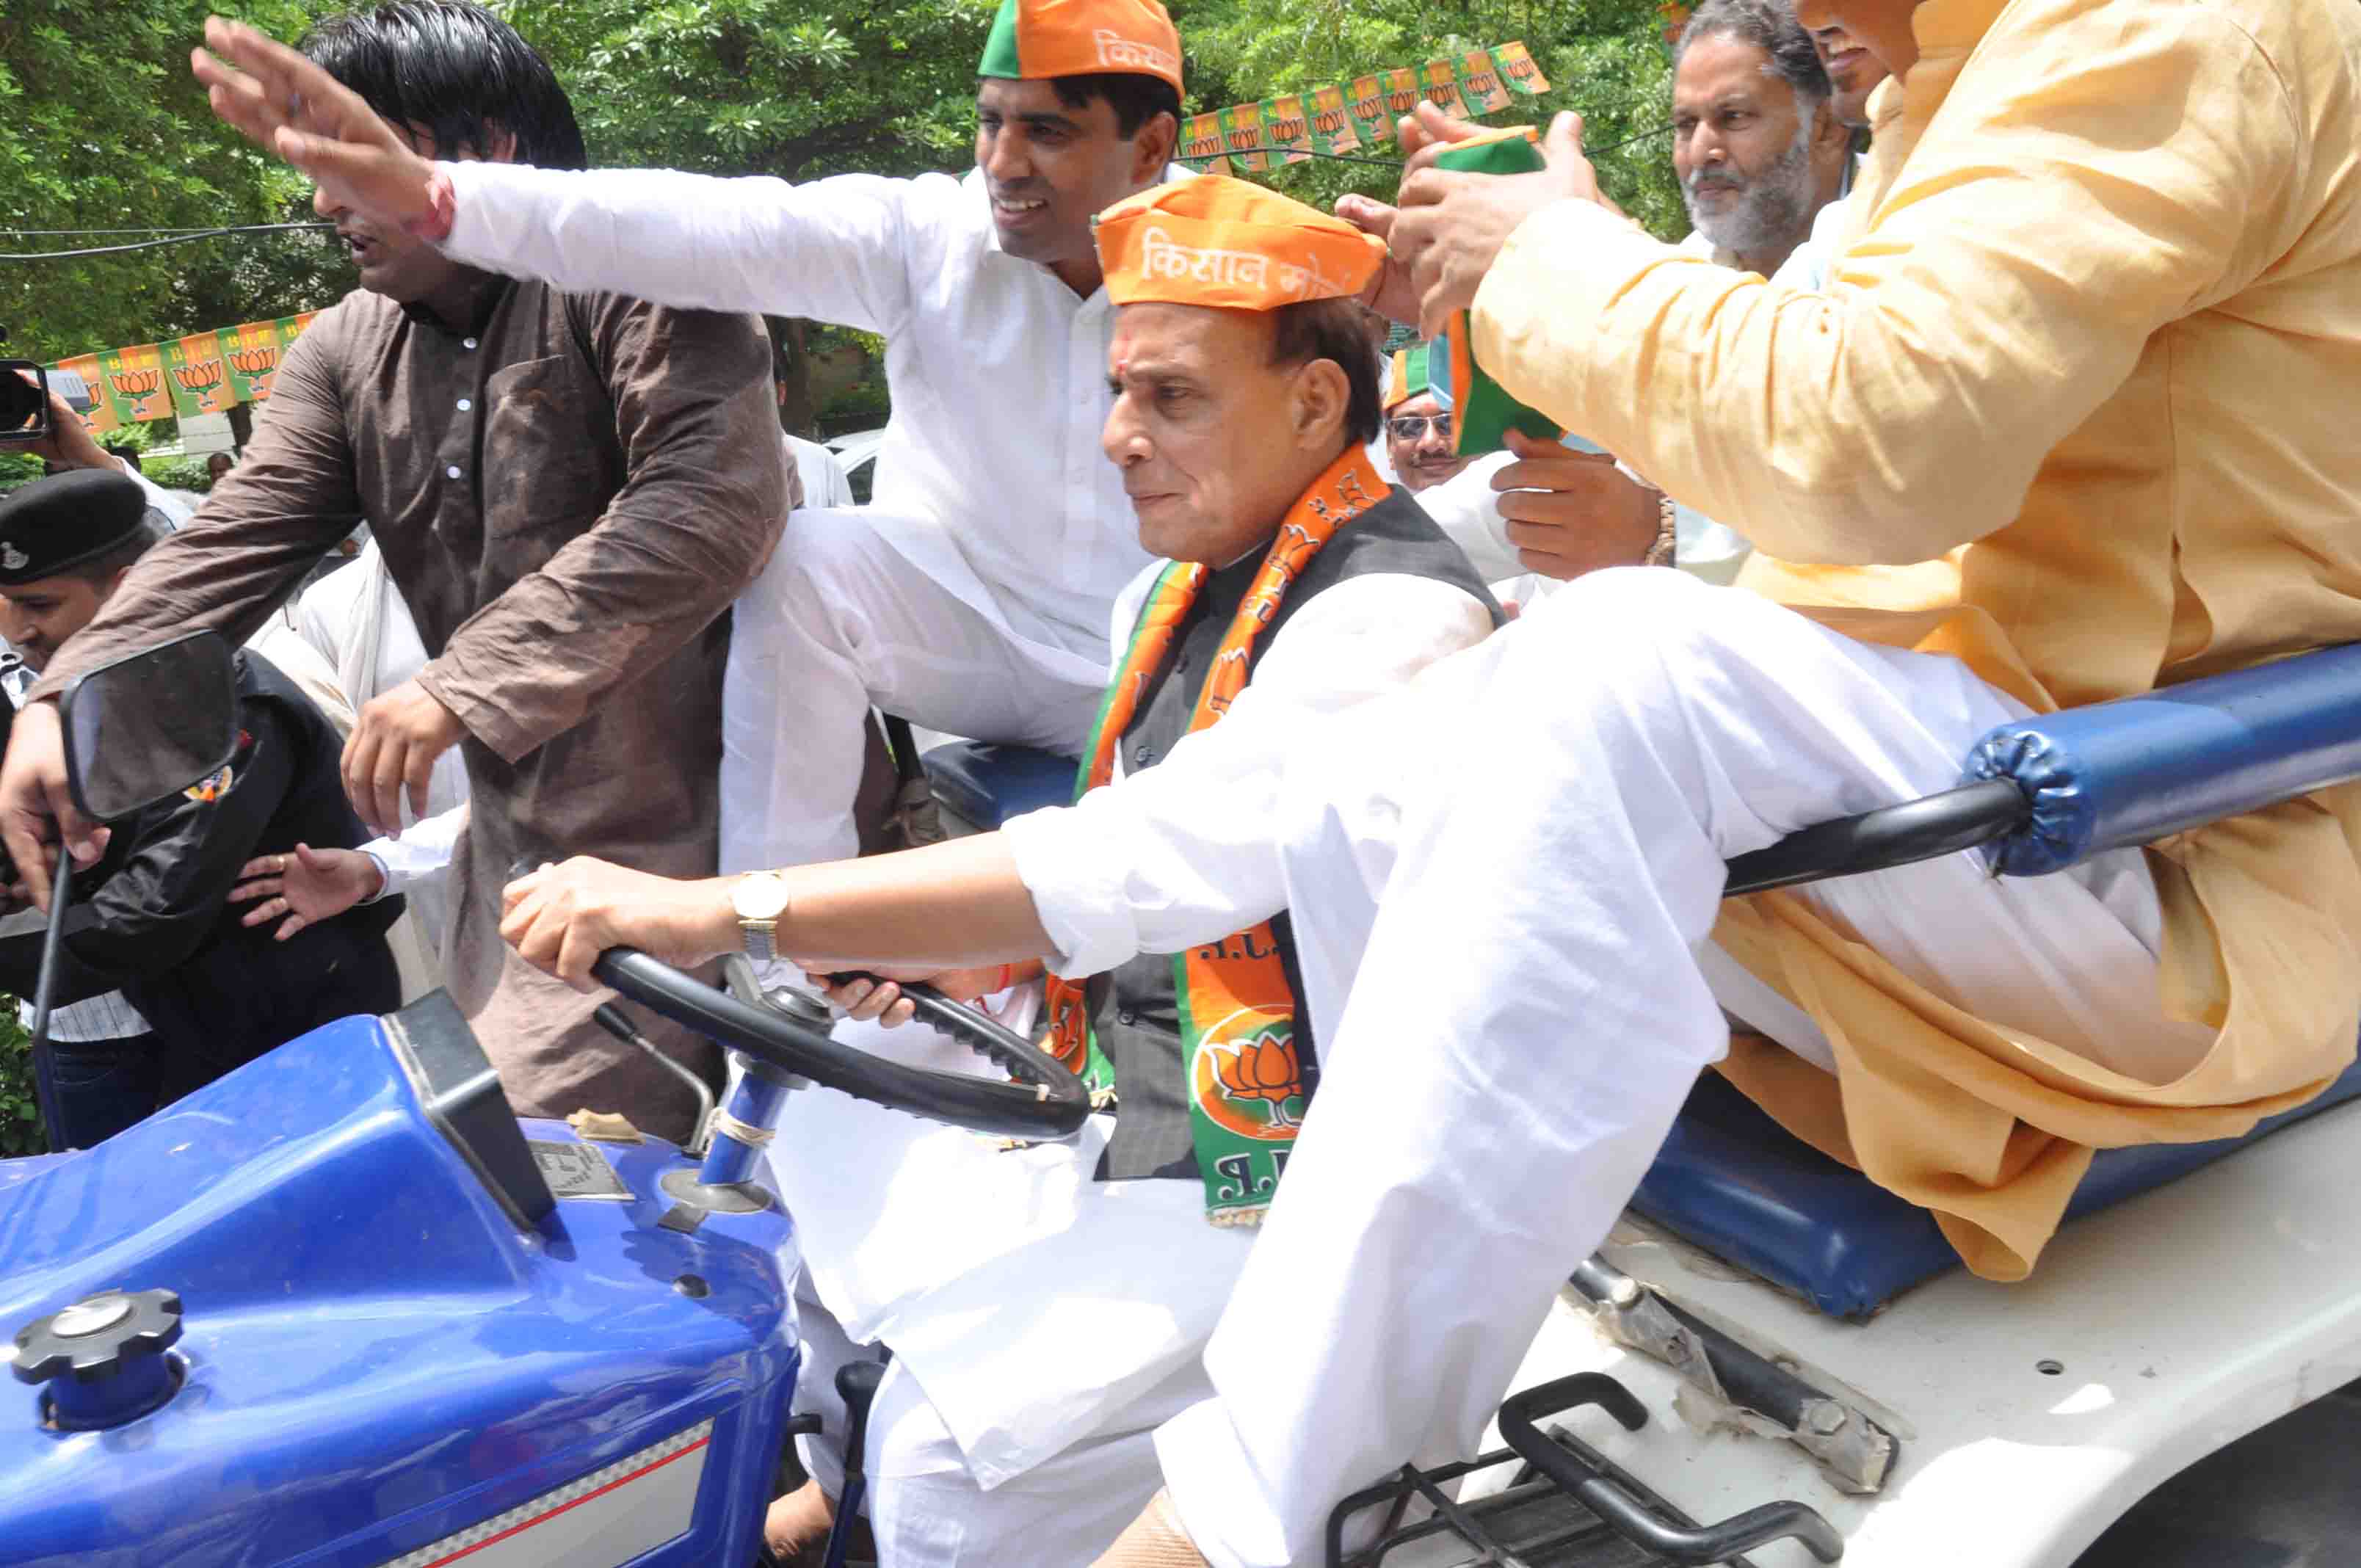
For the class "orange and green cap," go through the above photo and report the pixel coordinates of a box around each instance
[1095,175,1386,312]
[1383,344,1431,412]
[978,0,1183,94]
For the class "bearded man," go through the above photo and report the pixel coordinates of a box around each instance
[1672,0,1854,280]
[497,178,1503,1566]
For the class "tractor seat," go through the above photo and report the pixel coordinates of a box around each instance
[924,741,1078,830]
[1634,1056,2361,1319]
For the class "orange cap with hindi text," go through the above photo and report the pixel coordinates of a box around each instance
[1095,175,1388,312]
[977,0,1183,94]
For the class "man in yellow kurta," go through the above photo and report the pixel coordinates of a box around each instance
[1100,0,2361,1563]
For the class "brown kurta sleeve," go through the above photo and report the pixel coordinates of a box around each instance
[28,316,367,703]
[413,297,787,762]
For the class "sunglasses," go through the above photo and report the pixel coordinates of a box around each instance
[1387,413,1454,442]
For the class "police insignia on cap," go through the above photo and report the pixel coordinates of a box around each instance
[184,763,235,804]
[0,544,24,572]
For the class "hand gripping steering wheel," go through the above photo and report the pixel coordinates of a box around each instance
[590,948,1092,1141]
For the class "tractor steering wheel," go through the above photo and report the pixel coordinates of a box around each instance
[590,948,1092,1141]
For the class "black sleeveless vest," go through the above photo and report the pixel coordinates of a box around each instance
[1092,484,1502,1182]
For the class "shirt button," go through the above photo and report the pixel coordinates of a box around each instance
[445,465,463,479]
[456,397,472,412]
[1117,1010,1136,1026]
[462,337,478,350]
[1134,744,1153,766]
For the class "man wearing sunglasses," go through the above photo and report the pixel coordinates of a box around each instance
[1380,355,1473,496]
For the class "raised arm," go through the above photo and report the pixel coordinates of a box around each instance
[435,162,921,335]
[194,17,921,335]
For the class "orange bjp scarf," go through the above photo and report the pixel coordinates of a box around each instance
[1044,446,1389,1222]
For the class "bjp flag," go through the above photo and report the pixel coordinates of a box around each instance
[221,321,284,404]
[1455,49,1514,114]
[1418,59,1470,118]
[1258,94,1313,165]
[163,333,236,418]
[1216,102,1269,173]
[96,344,171,425]
[51,354,117,438]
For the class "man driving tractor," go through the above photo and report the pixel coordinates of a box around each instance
[494,0,2361,1562]
[4,0,2359,1564]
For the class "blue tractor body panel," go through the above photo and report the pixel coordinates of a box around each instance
[0,1012,798,1568]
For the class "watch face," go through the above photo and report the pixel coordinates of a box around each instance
[734,873,790,921]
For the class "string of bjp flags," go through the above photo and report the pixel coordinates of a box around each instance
[1175,42,1551,174]
[45,311,320,436]
[48,40,1558,431]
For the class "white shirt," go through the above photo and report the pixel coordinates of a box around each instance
[290,542,471,943]
[1398,451,1520,582]
[1005,564,1495,982]
[440,159,1172,656]
[785,433,855,511]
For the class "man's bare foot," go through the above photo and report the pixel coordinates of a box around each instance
[764,1479,835,1563]
[1093,1489,1211,1566]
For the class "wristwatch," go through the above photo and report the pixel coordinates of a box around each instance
[731,871,791,962]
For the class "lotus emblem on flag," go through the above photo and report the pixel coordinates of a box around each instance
[1210,1026,1304,1130]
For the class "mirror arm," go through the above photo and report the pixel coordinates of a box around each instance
[26,854,76,1153]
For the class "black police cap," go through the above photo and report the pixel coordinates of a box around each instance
[0,468,157,587]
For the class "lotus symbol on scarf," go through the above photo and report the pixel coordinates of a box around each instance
[1211,1026,1303,1129]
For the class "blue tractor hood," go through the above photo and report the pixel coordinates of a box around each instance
[0,993,799,1568]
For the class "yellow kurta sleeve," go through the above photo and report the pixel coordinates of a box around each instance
[1469,0,2304,568]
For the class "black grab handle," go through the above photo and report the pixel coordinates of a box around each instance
[1496,1373,1845,1564]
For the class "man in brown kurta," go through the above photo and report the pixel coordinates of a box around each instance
[9,4,785,1143]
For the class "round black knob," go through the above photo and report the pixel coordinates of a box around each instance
[13,1288,184,1430]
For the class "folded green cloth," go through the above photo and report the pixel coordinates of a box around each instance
[1432,128,1566,457]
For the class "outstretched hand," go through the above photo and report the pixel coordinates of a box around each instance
[1345,105,1623,337]
[190,15,441,233]
[230,843,382,941]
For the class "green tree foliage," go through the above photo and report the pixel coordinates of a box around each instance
[0,1009,40,1156]
[499,0,1002,180]
[1174,0,1685,240]
[0,0,351,365]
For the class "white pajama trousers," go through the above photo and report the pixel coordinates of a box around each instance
[1160,569,2212,1568]
[720,507,1109,874]
[793,1283,1205,1567]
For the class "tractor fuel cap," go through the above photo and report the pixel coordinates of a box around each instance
[13,1288,184,1430]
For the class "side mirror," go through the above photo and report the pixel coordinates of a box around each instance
[60,631,238,823]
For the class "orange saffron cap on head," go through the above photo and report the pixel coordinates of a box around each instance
[1094,175,1388,311]
[977,0,1183,94]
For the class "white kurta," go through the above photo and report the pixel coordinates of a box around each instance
[435,158,1169,872]
[1100,569,2192,1568]
[289,542,471,952]
[786,432,856,511]
[759,565,1493,1559]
